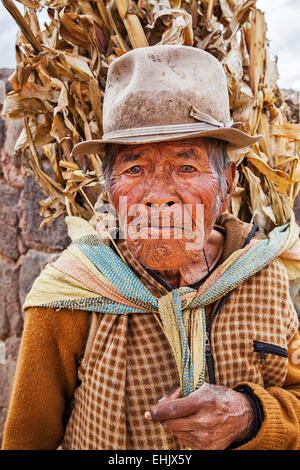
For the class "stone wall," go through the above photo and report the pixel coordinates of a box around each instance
[0,69,299,447]
[0,70,70,444]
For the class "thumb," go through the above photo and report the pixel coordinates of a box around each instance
[145,386,181,421]
[158,385,182,404]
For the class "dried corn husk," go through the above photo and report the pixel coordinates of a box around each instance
[1,0,300,278]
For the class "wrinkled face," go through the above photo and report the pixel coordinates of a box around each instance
[108,138,234,271]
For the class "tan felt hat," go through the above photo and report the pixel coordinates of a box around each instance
[72,45,262,157]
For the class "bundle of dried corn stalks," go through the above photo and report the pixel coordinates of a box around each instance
[1,0,300,277]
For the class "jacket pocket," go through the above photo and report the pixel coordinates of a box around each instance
[253,340,288,364]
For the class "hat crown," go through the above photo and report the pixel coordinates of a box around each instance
[71,45,262,158]
[103,45,231,135]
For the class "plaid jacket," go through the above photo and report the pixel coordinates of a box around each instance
[61,215,299,450]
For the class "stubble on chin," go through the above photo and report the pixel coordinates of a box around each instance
[125,238,202,271]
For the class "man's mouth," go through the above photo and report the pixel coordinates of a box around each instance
[126,224,202,241]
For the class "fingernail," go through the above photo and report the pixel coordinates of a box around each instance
[144,411,152,421]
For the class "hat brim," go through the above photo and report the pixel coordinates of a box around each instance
[71,127,263,158]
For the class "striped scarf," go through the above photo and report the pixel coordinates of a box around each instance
[24,216,290,397]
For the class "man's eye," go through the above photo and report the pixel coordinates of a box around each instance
[180,165,196,173]
[127,165,142,174]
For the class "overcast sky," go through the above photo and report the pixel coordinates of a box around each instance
[0,1,299,90]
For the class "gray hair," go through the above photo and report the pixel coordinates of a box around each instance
[102,138,230,197]
[102,143,119,189]
[205,138,230,197]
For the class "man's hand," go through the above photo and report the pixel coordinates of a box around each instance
[144,383,255,450]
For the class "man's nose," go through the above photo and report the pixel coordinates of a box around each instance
[142,174,179,207]
[143,188,178,207]
[145,200,176,207]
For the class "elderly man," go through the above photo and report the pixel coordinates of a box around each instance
[2,45,300,450]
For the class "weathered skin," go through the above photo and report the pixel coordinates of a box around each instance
[108,137,254,448]
[145,384,255,449]
[109,138,234,286]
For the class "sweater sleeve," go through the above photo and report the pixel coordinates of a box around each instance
[234,329,300,450]
[1,306,89,450]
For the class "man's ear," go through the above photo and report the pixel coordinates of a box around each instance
[219,161,236,213]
